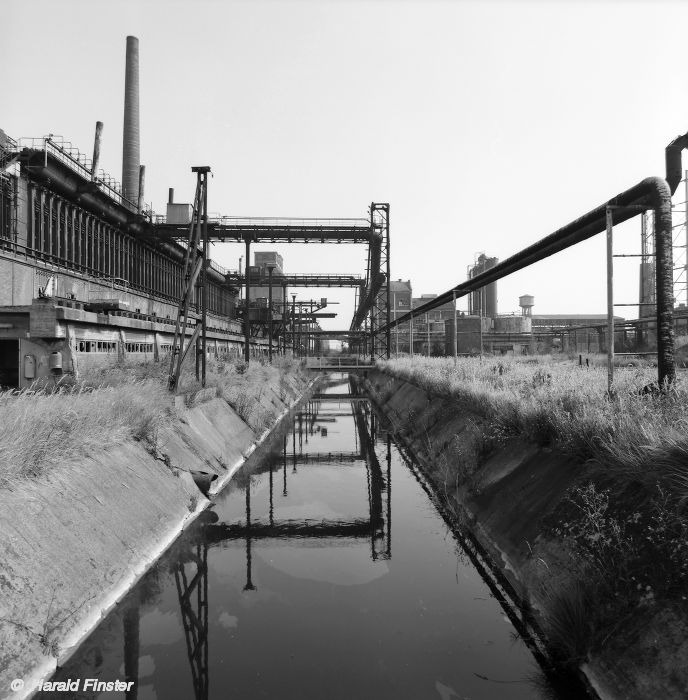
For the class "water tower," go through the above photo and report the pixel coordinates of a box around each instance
[519,295,535,317]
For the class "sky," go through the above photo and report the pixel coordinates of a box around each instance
[4,0,688,330]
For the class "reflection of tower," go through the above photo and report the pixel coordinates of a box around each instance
[283,434,288,496]
[243,477,256,591]
[123,603,139,700]
[174,544,209,700]
[352,397,391,561]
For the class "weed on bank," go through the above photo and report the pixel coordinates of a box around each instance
[379,355,688,666]
[0,355,305,483]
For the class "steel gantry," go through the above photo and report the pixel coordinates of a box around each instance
[155,203,391,363]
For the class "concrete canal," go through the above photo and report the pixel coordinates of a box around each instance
[40,375,584,699]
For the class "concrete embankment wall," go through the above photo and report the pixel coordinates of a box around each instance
[0,371,313,700]
[361,368,688,700]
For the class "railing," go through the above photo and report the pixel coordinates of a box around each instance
[305,355,372,369]
[16,135,154,219]
[154,213,372,229]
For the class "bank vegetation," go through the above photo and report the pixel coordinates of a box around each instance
[378,355,688,679]
[0,355,305,484]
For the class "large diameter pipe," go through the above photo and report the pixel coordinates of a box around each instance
[665,133,688,195]
[122,35,140,207]
[385,176,675,386]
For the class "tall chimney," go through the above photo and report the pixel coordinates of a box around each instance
[122,36,140,207]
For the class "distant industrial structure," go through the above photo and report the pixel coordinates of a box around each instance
[388,249,688,357]
[0,36,389,389]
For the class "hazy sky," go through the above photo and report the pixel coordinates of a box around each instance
[4,0,688,329]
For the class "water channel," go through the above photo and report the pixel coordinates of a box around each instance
[41,376,581,699]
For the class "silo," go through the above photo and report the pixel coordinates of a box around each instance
[469,254,498,318]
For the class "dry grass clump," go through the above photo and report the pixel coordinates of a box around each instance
[0,355,306,484]
[210,356,305,433]
[380,356,688,494]
[380,355,688,668]
[0,379,170,482]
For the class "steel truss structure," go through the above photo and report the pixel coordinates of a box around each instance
[157,196,391,364]
[369,203,391,360]
[168,166,210,390]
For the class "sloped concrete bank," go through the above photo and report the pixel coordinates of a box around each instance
[360,368,688,700]
[0,370,315,700]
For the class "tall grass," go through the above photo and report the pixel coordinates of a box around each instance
[0,380,170,482]
[380,355,688,496]
[0,355,307,484]
[381,355,688,666]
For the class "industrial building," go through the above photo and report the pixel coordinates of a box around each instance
[0,37,264,389]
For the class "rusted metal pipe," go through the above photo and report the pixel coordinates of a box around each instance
[91,121,103,181]
[385,176,675,386]
[665,132,688,195]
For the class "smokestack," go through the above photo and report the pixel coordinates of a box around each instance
[91,121,103,181]
[122,36,140,208]
[168,187,174,204]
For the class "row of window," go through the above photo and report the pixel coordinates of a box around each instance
[77,341,118,353]
[76,341,155,353]
[74,341,241,354]
[26,184,233,316]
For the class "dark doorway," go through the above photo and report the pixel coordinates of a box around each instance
[0,339,19,388]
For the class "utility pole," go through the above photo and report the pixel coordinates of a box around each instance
[267,265,275,362]
[409,310,414,356]
[291,294,297,356]
[452,289,457,360]
[426,312,430,356]
[606,207,614,394]
[479,289,484,359]
[244,238,251,363]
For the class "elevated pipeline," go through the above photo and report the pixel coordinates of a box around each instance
[384,176,675,386]
[350,236,383,330]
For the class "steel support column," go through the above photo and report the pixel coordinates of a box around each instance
[244,236,251,363]
[370,203,391,360]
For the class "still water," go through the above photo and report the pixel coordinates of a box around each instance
[42,376,576,699]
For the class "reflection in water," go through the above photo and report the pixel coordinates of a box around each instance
[174,544,209,700]
[166,388,389,699]
[45,375,584,700]
[123,605,139,700]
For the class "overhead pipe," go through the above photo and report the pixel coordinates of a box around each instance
[351,272,386,330]
[350,237,382,330]
[155,225,382,245]
[122,35,140,208]
[665,132,688,194]
[91,121,103,181]
[385,176,675,386]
